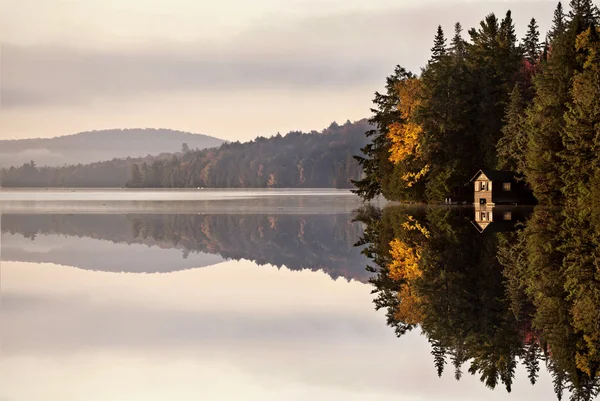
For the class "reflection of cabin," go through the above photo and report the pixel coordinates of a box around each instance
[470,169,534,206]
[472,205,513,233]
[471,205,532,234]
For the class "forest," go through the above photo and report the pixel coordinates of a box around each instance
[355,204,600,400]
[353,1,600,208]
[0,120,370,188]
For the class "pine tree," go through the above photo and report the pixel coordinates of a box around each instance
[431,339,447,377]
[523,18,541,64]
[560,26,600,206]
[500,10,518,50]
[420,20,477,202]
[467,12,521,168]
[430,25,447,63]
[450,22,466,57]
[525,0,599,204]
[548,2,566,42]
[523,338,542,385]
[568,0,600,31]
[352,66,412,200]
[497,84,528,174]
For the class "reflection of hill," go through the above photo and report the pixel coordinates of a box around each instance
[1,213,370,282]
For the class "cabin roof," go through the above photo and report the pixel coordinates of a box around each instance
[470,169,516,182]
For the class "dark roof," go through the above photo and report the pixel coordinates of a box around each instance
[470,169,516,182]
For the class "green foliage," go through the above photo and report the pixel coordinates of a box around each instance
[497,84,528,173]
[523,18,541,64]
[352,67,412,201]
[354,3,600,207]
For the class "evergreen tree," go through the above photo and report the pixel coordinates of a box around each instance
[420,22,476,202]
[523,18,541,64]
[450,22,466,57]
[560,26,600,206]
[467,12,520,168]
[548,2,566,42]
[430,25,447,63]
[523,338,542,385]
[352,66,413,200]
[497,84,528,173]
[525,0,599,204]
[431,339,448,377]
[568,0,600,31]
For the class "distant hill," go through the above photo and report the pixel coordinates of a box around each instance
[0,128,225,168]
[0,119,371,188]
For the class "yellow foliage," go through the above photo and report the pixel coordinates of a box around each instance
[575,27,600,70]
[401,216,430,238]
[402,164,430,188]
[397,77,422,120]
[575,333,600,377]
[388,122,423,164]
[387,77,426,186]
[388,220,427,325]
[395,284,424,324]
[388,238,422,282]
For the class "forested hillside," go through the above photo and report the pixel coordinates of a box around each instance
[0,120,370,188]
[0,128,224,168]
[353,1,600,207]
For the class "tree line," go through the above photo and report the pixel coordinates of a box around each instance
[353,1,600,207]
[0,120,370,188]
[355,204,600,400]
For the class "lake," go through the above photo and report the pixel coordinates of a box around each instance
[0,190,596,400]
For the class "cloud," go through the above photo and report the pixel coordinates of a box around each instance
[1,1,557,108]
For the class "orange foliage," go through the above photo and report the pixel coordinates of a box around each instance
[395,284,425,324]
[388,238,422,282]
[388,78,424,164]
[388,226,426,325]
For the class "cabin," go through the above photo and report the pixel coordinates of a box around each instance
[470,169,534,206]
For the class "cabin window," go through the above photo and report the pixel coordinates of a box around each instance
[502,182,511,191]
[479,181,489,191]
[480,212,487,221]
[503,211,512,221]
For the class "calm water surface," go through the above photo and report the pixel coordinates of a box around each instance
[0,190,590,400]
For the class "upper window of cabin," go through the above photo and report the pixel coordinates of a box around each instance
[502,182,511,191]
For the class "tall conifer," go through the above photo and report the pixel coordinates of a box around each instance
[430,25,447,63]
[523,18,541,64]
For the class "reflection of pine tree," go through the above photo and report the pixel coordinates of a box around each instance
[430,339,447,377]
[523,337,542,385]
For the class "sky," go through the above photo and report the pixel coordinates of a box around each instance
[0,0,560,141]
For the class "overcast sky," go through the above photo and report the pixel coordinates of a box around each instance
[0,0,560,141]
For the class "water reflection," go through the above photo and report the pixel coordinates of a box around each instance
[0,208,565,400]
[355,205,600,400]
[1,213,369,281]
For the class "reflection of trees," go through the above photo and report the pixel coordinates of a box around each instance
[128,214,370,281]
[2,213,370,281]
[356,205,600,400]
